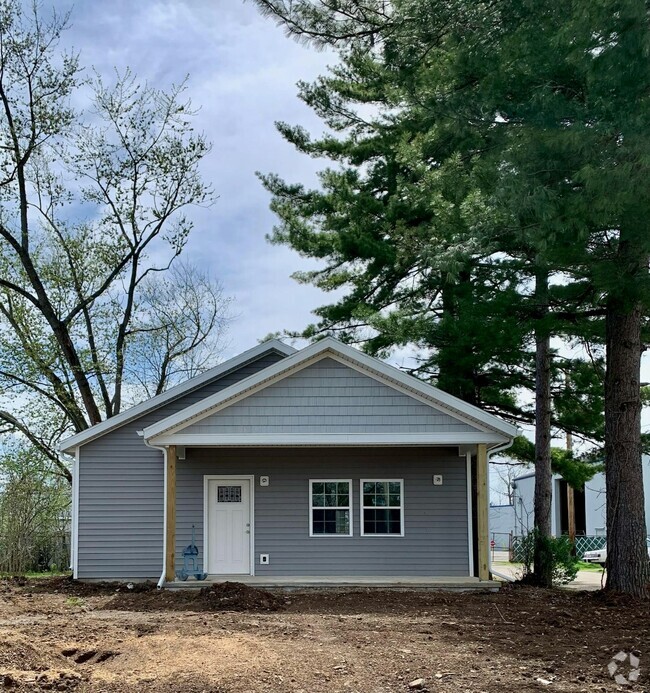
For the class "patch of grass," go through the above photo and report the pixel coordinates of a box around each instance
[66,596,85,607]
[0,570,72,579]
[576,561,604,572]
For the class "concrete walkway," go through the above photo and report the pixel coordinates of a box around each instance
[491,562,606,591]
[166,575,501,591]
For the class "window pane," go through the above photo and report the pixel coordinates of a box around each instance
[338,494,349,507]
[312,482,324,495]
[363,507,401,535]
[324,494,337,507]
[363,482,375,494]
[389,494,401,507]
[375,492,387,507]
[312,509,325,534]
[313,508,349,534]
[217,486,242,503]
[312,493,324,507]
[388,482,400,495]
[376,481,388,496]
[335,510,350,534]
[324,482,337,495]
[337,482,348,494]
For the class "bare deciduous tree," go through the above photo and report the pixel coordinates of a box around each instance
[0,1,230,481]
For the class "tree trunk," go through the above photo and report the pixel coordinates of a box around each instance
[604,296,649,597]
[533,266,553,587]
[437,269,478,405]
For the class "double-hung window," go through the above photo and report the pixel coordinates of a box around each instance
[361,480,404,536]
[309,480,352,536]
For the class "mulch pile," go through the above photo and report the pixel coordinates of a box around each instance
[198,581,285,611]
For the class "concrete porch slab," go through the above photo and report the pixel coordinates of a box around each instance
[165,575,501,591]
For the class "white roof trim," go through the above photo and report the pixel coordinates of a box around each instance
[58,339,296,453]
[142,337,518,442]
[147,432,511,447]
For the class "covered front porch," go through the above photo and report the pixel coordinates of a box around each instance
[159,443,494,587]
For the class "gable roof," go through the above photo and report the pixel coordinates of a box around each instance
[142,337,518,445]
[59,340,296,453]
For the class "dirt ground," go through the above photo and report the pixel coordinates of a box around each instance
[0,577,647,692]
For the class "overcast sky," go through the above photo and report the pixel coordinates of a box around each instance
[67,0,334,356]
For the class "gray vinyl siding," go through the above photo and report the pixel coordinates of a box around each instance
[176,447,470,577]
[183,358,480,435]
[76,351,286,579]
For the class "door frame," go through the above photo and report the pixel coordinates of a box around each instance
[203,475,255,576]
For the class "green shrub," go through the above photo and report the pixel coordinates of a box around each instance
[518,530,579,586]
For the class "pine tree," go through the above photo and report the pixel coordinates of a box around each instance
[255,0,650,595]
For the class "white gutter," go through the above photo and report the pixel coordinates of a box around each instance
[141,433,168,589]
[486,436,518,578]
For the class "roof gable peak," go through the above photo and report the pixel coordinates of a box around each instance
[143,338,518,442]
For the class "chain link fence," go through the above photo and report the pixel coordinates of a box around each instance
[510,534,606,562]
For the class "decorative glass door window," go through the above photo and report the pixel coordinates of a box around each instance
[361,480,404,535]
[217,485,242,503]
[309,480,352,536]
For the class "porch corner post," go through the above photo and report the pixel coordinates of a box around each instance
[165,445,177,583]
[477,443,490,581]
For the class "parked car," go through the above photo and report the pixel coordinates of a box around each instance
[583,538,650,567]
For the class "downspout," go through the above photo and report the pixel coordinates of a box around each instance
[140,433,168,589]
[71,449,79,578]
[486,436,517,580]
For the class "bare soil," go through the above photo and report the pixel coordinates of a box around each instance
[0,577,647,692]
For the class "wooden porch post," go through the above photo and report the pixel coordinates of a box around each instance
[477,443,490,581]
[165,445,177,583]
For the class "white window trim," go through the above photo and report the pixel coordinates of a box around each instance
[360,479,405,537]
[309,479,353,537]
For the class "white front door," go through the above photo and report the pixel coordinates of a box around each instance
[206,478,251,574]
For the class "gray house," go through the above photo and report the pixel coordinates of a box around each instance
[60,338,517,586]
